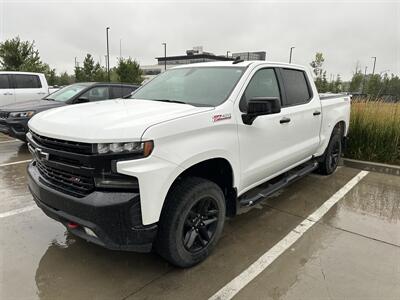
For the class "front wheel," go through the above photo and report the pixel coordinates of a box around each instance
[317,130,342,175]
[156,177,226,268]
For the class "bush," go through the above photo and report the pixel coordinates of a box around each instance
[345,99,400,165]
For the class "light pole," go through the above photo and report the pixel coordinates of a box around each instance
[289,47,295,63]
[162,43,167,71]
[371,56,376,75]
[106,27,110,82]
[119,38,122,59]
[361,66,368,94]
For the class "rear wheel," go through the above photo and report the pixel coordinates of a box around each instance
[317,130,342,175]
[156,177,226,267]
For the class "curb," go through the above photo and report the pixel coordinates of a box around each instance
[341,158,400,176]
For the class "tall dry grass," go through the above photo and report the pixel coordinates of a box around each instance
[346,99,400,165]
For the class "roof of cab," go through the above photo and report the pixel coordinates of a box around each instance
[0,71,45,75]
[171,60,306,70]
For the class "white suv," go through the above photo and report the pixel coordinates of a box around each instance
[0,71,49,106]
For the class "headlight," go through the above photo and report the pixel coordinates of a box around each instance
[9,111,35,118]
[94,141,154,157]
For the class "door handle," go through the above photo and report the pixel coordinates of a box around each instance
[37,92,46,95]
[313,111,321,116]
[280,117,291,124]
[3,92,13,95]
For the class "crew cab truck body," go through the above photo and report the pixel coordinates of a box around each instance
[0,71,49,106]
[27,61,350,267]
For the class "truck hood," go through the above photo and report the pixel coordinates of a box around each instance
[28,99,213,143]
[0,99,65,112]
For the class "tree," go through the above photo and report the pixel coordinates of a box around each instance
[333,74,342,93]
[93,62,107,82]
[320,71,329,93]
[366,74,381,98]
[82,53,95,81]
[310,52,325,77]
[310,52,326,92]
[0,36,48,72]
[115,57,143,84]
[58,72,75,85]
[349,71,364,93]
[46,67,58,86]
[74,65,85,82]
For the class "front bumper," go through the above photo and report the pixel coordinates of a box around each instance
[27,162,157,252]
[0,117,29,141]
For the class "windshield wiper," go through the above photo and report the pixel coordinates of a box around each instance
[151,99,190,105]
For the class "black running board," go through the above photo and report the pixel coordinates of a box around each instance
[239,160,319,207]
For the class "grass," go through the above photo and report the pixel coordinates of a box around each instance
[345,99,400,165]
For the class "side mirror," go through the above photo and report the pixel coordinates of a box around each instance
[76,96,90,103]
[242,97,281,125]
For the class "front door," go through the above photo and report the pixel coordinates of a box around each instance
[237,67,291,191]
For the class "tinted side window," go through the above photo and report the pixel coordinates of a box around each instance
[81,86,110,101]
[0,75,10,89]
[110,86,135,98]
[14,75,42,89]
[281,69,311,106]
[240,68,280,112]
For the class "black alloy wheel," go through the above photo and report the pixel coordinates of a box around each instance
[182,197,219,253]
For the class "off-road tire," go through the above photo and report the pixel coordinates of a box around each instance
[155,177,226,268]
[317,129,342,175]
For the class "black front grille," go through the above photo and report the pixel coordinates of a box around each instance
[31,131,93,154]
[0,111,9,119]
[36,160,94,197]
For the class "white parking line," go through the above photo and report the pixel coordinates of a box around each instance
[0,204,38,219]
[0,159,32,167]
[0,139,19,144]
[209,170,369,300]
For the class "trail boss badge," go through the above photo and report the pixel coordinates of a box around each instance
[212,113,232,122]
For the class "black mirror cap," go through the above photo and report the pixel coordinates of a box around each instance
[242,97,281,125]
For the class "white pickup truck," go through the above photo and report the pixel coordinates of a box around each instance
[27,61,350,267]
[0,71,49,106]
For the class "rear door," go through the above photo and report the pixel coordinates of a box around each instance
[110,85,137,99]
[12,74,45,102]
[0,74,15,106]
[277,68,321,165]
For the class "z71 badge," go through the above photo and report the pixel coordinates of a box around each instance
[212,113,232,122]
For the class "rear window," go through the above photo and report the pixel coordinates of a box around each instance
[14,74,42,89]
[281,69,311,106]
[0,75,10,89]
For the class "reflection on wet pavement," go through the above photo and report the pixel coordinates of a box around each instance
[0,141,31,164]
[324,172,400,246]
[235,222,400,300]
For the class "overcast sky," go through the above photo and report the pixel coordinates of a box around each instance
[0,0,399,80]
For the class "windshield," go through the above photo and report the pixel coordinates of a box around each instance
[45,84,88,102]
[130,67,245,106]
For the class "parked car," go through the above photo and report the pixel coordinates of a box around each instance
[26,61,350,267]
[0,82,139,141]
[0,71,50,106]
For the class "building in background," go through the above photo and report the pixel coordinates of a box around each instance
[141,46,266,80]
[232,51,266,61]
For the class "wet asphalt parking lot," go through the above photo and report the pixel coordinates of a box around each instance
[0,133,399,300]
